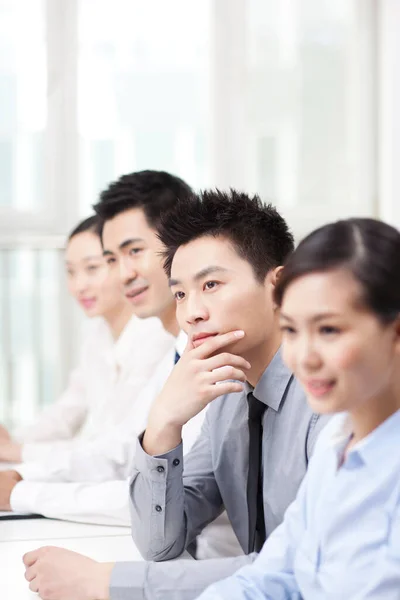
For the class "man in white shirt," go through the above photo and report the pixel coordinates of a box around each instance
[0,215,174,473]
[0,170,211,529]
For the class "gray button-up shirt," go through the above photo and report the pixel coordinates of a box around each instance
[110,349,330,600]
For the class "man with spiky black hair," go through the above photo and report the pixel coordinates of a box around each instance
[24,189,329,600]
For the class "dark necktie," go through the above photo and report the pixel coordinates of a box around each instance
[174,351,180,364]
[246,391,267,553]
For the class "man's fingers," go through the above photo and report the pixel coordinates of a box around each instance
[207,366,247,385]
[28,577,39,593]
[25,565,36,582]
[205,381,245,398]
[204,353,250,372]
[193,330,245,359]
[23,547,43,567]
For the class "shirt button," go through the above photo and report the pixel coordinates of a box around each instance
[172,458,180,467]
[155,505,162,512]
[156,466,165,473]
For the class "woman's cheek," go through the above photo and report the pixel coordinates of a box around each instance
[331,341,362,371]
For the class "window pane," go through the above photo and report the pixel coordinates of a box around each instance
[78,0,211,213]
[246,0,374,229]
[0,0,46,211]
[0,247,64,429]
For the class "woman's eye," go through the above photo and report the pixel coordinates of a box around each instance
[174,291,185,301]
[87,265,98,272]
[204,281,219,291]
[320,326,340,335]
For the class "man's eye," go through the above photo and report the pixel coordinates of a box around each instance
[204,281,219,290]
[129,248,143,256]
[280,325,296,335]
[107,257,116,265]
[174,291,185,301]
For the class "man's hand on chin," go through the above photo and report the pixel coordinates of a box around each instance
[23,546,114,600]
[0,470,22,510]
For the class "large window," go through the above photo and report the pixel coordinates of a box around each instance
[0,0,387,424]
[212,0,377,237]
[78,0,212,215]
[0,1,46,215]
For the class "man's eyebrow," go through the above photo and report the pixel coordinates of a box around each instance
[102,250,114,257]
[169,266,230,288]
[119,238,145,250]
[280,311,341,322]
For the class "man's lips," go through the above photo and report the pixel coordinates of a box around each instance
[303,378,336,398]
[192,333,218,348]
[125,286,149,302]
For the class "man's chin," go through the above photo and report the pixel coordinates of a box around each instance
[131,306,154,319]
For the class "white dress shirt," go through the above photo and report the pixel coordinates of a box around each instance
[15,315,175,482]
[10,332,190,524]
[11,330,244,559]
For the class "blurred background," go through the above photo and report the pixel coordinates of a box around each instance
[0,0,399,428]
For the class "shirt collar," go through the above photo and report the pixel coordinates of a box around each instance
[112,314,138,369]
[245,347,293,412]
[331,409,400,472]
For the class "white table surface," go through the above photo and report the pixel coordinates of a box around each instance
[0,518,141,599]
[0,516,130,542]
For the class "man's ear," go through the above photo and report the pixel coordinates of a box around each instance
[393,314,400,353]
[268,266,284,289]
[265,266,284,311]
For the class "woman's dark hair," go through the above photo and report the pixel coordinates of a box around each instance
[68,215,101,241]
[274,218,400,324]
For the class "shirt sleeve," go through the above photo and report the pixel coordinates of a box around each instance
[16,420,142,483]
[110,554,256,600]
[130,413,225,562]
[14,365,88,454]
[16,366,160,483]
[194,476,309,600]
[350,501,400,599]
[10,478,131,526]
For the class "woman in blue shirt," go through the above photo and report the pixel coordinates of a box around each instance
[196,217,400,600]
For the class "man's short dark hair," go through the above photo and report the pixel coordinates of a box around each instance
[93,170,193,231]
[159,189,295,281]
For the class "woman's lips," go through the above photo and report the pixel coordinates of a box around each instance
[80,298,96,310]
[304,379,336,398]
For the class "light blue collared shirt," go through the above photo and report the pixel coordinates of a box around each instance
[196,409,400,600]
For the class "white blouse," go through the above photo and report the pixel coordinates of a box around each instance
[15,314,175,482]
